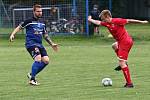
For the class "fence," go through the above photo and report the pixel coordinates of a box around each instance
[0,0,112,36]
[0,0,149,36]
[0,0,86,35]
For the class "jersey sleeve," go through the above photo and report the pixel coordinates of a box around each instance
[19,20,30,28]
[112,18,127,25]
[100,21,107,27]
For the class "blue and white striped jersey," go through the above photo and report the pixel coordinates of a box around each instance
[20,17,47,48]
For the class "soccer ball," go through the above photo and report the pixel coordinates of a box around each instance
[101,78,112,86]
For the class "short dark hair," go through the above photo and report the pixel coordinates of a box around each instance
[33,4,42,11]
[93,4,99,9]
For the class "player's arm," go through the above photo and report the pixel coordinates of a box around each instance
[88,16,101,25]
[127,19,148,24]
[9,25,22,42]
[10,20,29,42]
[43,33,58,52]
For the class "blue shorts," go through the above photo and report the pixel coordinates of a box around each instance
[26,45,48,59]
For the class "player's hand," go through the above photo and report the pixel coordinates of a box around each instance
[142,20,148,24]
[9,34,15,42]
[51,43,58,52]
[88,16,92,21]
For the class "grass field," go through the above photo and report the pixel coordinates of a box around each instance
[0,24,150,100]
[0,38,150,100]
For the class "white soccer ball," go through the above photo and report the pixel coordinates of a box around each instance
[101,78,112,86]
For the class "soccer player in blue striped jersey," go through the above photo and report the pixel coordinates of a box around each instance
[10,4,58,86]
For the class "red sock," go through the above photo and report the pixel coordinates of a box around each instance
[121,66,132,84]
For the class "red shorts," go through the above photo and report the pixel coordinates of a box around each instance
[117,38,133,61]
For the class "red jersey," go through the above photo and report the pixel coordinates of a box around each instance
[100,18,131,41]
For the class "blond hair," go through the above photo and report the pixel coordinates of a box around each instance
[99,10,112,18]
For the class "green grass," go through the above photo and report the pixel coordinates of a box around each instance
[0,36,150,100]
[1,23,150,40]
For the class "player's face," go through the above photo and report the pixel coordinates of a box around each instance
[101,15,111,23]
[34,8,42,18]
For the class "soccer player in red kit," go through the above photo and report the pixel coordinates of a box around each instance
[88,10,148,88]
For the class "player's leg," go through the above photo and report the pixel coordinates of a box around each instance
[119,59,133,88]
[30,55,42,85]
[97,26,104,37]
[27,46,43,85]
[94,25,99,35]
[94,26,101,36]
[95,27,99,33]
[94,26,97,33]
[31,54,42,80]
[112,42,118,55]
[35,56,49,75]
[117,41,134,87]
[35,47,49,75]
[41,56,49,64]
[112,42,122,71]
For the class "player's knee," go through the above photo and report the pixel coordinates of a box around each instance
[34,55,42,62]
[112,43,116,49]
[42,57,49,64]
[119,60,126,68]
[112,42,118,50]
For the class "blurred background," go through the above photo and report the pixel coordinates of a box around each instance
[0,0,150,36]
